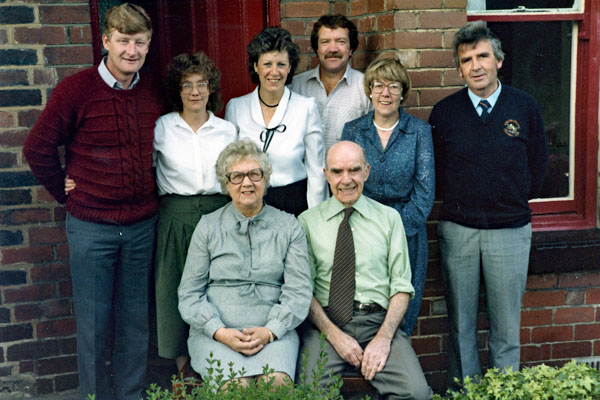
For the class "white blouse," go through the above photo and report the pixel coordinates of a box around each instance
[153,111,237,196]
[225,87,328,208]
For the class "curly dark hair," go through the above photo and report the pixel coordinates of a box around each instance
[164,52,223,113]
[247,27,299,85]
[310,14,358,54]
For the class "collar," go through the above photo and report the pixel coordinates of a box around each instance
[309,64,351,87]
[324,195,370,222]
[467,80,502,111]
[97,56,140,90]
[251,86,291,128]
[231,202,268,234]
[174,110,216,132]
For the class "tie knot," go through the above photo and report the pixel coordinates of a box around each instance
[343,207,354,220]
[479,99,491,111]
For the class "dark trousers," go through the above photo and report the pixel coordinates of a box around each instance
[264,178,308,217]
[66,213,157,400]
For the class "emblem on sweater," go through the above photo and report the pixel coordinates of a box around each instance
[504,119,520,137]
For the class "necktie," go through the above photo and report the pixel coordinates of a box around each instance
[479,99,491,123]
[328,207,355,327]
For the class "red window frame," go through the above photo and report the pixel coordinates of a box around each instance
[468,0,599,231]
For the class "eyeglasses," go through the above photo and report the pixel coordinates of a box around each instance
[225,168,264,184]
[180,81,209,94]
[371,81,402,95]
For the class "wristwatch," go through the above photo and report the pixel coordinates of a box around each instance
[268,329,275,343]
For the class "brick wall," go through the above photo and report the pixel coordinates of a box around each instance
[1,0,599,397]
[0,0,93,396]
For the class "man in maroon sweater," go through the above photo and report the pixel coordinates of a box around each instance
[23,4,161,399]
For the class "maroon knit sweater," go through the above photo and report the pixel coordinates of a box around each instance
[23,67,161,225]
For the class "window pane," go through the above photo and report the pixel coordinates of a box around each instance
[489,21,573,198]
[468,0,576,11]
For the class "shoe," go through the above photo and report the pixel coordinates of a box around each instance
[179,358,202,383]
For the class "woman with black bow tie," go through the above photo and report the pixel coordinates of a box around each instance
[225,27,327,216]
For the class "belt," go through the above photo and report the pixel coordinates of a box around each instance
[353,301,383,314]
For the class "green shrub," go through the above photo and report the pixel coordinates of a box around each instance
[433,360,600,400]
[144,334,371,400]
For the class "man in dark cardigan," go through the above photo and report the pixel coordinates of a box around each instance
[23,4,161,399]
[429,21,548,388]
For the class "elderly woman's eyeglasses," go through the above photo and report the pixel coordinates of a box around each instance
[181,81,209,94]
[226,168,264,184]
[371,82,402,95]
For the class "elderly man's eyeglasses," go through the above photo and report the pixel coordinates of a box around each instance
[371,81,402,95]
[181,81,209,94]
[226,168,264,184]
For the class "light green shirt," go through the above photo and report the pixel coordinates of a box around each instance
[298,195,414,310]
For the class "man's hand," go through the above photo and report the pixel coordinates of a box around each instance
[213,327,263,356]
[327,328,363,368]
[361,335,391,380]
[64,176,76,194]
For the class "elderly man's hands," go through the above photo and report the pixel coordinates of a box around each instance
[327,328,363,368]
[361,335,391,380]
[213,327,265,356]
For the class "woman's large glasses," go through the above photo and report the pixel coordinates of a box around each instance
[225,168,264,184]
[181,81,209,94]
[371,81,402,95]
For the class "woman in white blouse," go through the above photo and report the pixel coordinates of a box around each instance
[225,27,327,216]
[153,52,236,378]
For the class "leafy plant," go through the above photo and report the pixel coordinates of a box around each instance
[433,360,600,400]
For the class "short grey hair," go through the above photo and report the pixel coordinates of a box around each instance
[453,21,505,67]
[216,139,272,194]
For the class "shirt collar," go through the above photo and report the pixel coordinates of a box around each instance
[311,63,351,86]
[324,194,370,221]
[174,111,216,132]
[467,80,502,111]
[97,56,140,90]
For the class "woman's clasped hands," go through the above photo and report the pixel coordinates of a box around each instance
[213,327,272,356]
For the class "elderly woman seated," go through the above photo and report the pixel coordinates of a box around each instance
[177,138,313,386]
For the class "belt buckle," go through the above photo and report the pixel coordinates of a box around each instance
[357,303,369,313]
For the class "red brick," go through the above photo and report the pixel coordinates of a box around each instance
[420,87,459,106]
[56,66,87,82]
[521,344,551,362]
[574,323,600,340]
[594,340,600,355]
[0,152,18,168]
[394,32,442,49]
[29,226,67,245]
[44,46,93,66]
[58,280,72,297]
[521,327,531,344]
[559,271,600,288]
[18,108,42,127]
[332,2,347,15]
[420,50,455,68]
[36,355,77,375]
[394,0,442,8]
[33,69,56,85]
[552,341,592,359]
[35,187,57,204]
[0,129,28,146]
[0,111,14,127]
[555,307,595,324]
[30,263,70,283]
[39,5,90,24]
[408,107,431,122]
[0,208,52,225]
[521,309,553,327]
[56,243,70,261]
[20,360,33,373]
[281,20,306,37]
[42,299,72,318]
[394,12,418,30]
[376,13,394,31]
[409,70,442,87]
[37,318,76,339]
[4,284,55,304]
[357,15,376,33]
[417,353,447,372]
[0,29,7,45]
[1,245,53,265]
[14,304,42,321]
[531,326,573,343]
[523,290,566,308]
[282,2,329,18]
[69,25,92,44]
[349,0,368,16]
[443,69,463,86]
[412,336,441,355]
[419,11,466,29]
[419,316,448,335]
[443,30,458,49]
[424,370,446,393]
[587,287,600,304]
[565,289,585,305]
[55,372,79,391]
[14,27,66,45]
[295,38,313,55]
[445,0,468,7]
[368,0,386,13]
[366,34,386,51]
[526,273,558,290]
